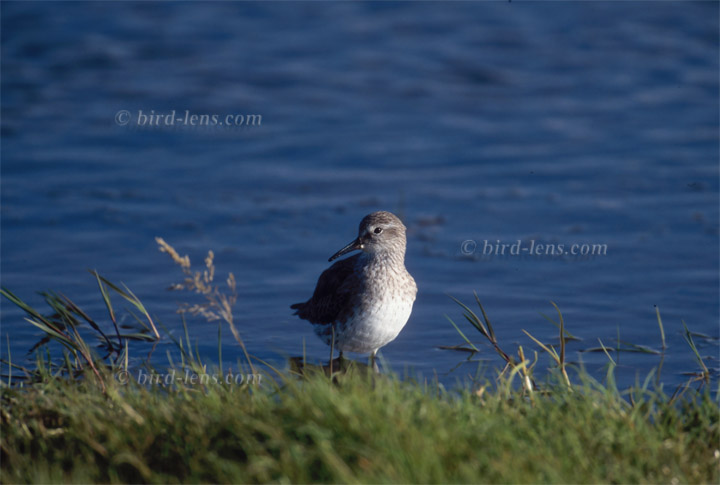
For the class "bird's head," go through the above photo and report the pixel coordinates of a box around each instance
[329,211,407,262]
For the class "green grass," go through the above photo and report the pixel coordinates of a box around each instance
[1,365,718,484]
[1,245,718,484]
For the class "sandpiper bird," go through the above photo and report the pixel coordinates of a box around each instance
[291,211,417,365]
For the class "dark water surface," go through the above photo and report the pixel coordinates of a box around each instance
[2,2,718,389]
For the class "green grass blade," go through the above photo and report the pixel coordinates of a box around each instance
[682,320,709,377]
[97,275,160,339]
[597,338,616,365]
[655,305,666,351]
[218,321,223,376]
[5,335,11,386]
[473,292,496,342]
[540,312,580,340]
[1,288,54,327]
[92,270,123,343]
[447,294,490,339]
[445,316,479,352]
[551,301,565,368]
[522,329,560,363]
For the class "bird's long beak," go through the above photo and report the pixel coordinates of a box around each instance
[329,238,363,262]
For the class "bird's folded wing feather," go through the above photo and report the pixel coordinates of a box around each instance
[291,254,360,325]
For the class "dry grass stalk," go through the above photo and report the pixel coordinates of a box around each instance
[155,237,241,345]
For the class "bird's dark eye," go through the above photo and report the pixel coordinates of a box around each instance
[374,227,383,234]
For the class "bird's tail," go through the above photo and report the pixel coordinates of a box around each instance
[290,302,304,315]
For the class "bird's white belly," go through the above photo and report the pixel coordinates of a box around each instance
[336,292,415,353]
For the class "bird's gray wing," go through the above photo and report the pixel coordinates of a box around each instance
[291,254,360,325]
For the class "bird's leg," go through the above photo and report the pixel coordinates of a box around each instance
[333,351,344,371]
[370,351,379,373]
[329,326,337,373]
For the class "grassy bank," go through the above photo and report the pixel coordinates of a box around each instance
[1,249,718,483]
[2,365,718,483]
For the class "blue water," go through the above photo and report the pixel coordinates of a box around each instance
[2,2,718,390]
